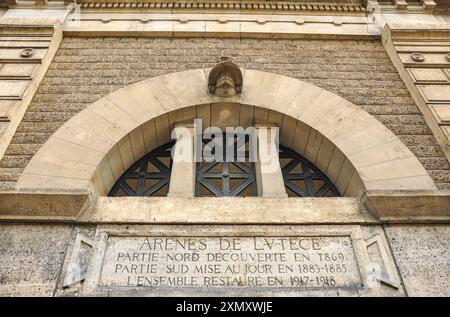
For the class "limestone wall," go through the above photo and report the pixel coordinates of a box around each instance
[0,223,448,297]
[384,225,450,296]
[0,224,72,296]
[0,37,448,191]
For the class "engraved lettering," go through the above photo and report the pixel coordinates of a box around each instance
[99,235,362,290]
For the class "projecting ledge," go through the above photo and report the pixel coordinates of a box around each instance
[0,190,91,221]
[79,196,375,225]
[362,190,450,222]
[0,191,449,224]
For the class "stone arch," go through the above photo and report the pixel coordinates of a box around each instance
[16,69,436,196]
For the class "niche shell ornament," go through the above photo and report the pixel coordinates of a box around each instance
[208,57,243,97]
[411,52,425,62]
[20,48,34,58]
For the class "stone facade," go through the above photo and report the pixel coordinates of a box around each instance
[1,37,448,190]
[0,224,72,296]
[0,0,449,298]
[1,221,449,296]
[385,225,450,296]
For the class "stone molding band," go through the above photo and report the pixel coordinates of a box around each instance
[76,1,366,13]
[0,191,449,223]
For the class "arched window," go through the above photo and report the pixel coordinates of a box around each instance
[279,146,340,197]
[108,142,174,197]
[108,138,340,197]
[196,132,257,197]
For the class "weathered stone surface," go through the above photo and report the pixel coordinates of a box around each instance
[54,225,97,297]
[361,226,406,297]
[0,168,21,181]
[0,222,447,297]
[0,224,72,296]
[100,236,361,289]
[82,224,402,297]
[80,196,375,224]
[0,192,90,220]
[0,37,448,190]
[363,190,450,221]
[384,225,450,297]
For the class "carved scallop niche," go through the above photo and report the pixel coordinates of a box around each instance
[208,57,243,97]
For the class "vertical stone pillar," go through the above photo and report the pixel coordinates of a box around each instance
[394,0,408,9]
[168,123,196,197]
[256,124,288,197]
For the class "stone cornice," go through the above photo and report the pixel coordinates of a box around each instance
[0,18,57,32]
[63,12,378,39]
[6,0,367,13]
[76,0,367,13]
[386,23,450,40]
[7,0,450,15]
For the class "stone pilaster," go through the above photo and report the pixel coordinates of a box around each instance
[382,24,450,161]
[167,123,196,197]
[256,125,287,198]
[0,19,62,163]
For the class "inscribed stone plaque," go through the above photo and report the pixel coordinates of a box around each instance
[83,225,375,296]
[98,236,361,291]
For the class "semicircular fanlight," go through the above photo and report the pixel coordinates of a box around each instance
[108,141,174,197]
[109,140,340,198]
[279,145,341,197]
